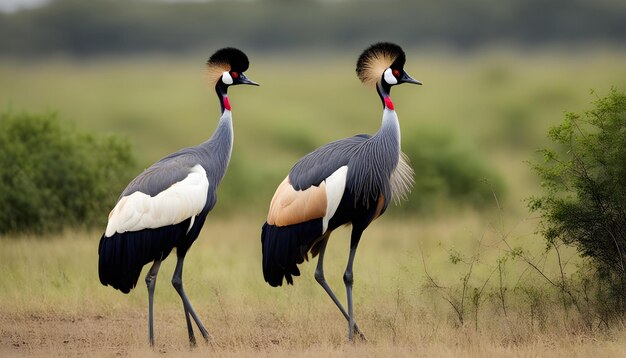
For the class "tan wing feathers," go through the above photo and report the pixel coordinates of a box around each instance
[267,176,327,227]
[372,194,385,221]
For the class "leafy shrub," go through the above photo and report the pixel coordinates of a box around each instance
[528,88,626,309]
[0,111,136,234]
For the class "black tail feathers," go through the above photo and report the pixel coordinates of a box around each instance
[261,219,323,287]
[98,224,185,293]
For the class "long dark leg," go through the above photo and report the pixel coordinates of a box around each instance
[314,235,367,341]
[145,260,162,347]
[172,253,211,346]
[183,302,195,346]
[344,228,365,342]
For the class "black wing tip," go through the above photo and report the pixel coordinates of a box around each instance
[265,272,297,287]
[207,47,250,72]
[261,221,312,287]
[98,233,139,294]
[265,276,288,287]
[98,224,183,294]
[356,42,406,82]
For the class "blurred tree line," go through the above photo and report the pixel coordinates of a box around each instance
[0,0,625,57]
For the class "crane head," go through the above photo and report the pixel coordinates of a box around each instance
[207,47,259,88]
[356,42,421,88]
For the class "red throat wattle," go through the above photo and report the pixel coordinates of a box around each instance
[223,96,231,111]
[384,96,394,110]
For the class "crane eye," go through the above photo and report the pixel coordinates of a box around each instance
[231,72,239,79]
[392,69,400,77]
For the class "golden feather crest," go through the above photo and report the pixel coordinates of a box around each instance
[206,62,231,86]
[356,42,406,87]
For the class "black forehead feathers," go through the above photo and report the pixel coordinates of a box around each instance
[389,46,406,69]
[207,47,250,72]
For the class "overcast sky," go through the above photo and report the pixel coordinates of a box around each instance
[0,0,261,13]
[0,0,49,13]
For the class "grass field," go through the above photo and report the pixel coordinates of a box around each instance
[2,49,626,356]
[2,216,626,357]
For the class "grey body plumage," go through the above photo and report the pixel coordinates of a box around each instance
[290,108,411,208]
[262,42,419,342]
[98,47,257,347]
[122,112,233,208]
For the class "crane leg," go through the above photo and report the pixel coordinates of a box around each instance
[145,259,162,348]
[344,228,364,342]
[314,235,367,342]
[172,253,212,346]
[183,301,195,347]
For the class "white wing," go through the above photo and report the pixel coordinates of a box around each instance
[105,164,209,237]
[322,166,348,233]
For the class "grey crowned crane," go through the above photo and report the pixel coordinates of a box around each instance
[98,48,258,347]
[261,42,420,341]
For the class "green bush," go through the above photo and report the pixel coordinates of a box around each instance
[0,111,136,234]
[401,127,505,213]
[529,88,626,309]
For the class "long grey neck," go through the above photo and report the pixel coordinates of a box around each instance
[195,82,234,187]
[373,108,400,155]
[370,87,401,178]
[348,87,401,207]
[209,110,234,156]
[373,82,401,154]
[202,110,233,185]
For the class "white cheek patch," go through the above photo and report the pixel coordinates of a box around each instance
[105,164,209,237]
[383,68,398,85]
[322,166,348,233]
[222,71,233,85]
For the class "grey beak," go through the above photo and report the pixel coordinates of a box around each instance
[401,70,422,85]
[239,73,260,86]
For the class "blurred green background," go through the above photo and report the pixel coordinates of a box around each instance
[1,0,626,226]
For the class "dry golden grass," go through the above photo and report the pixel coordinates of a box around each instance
[2,215,626,357]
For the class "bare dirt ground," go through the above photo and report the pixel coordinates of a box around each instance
[0,310,145,357]
[3,309,626,358]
